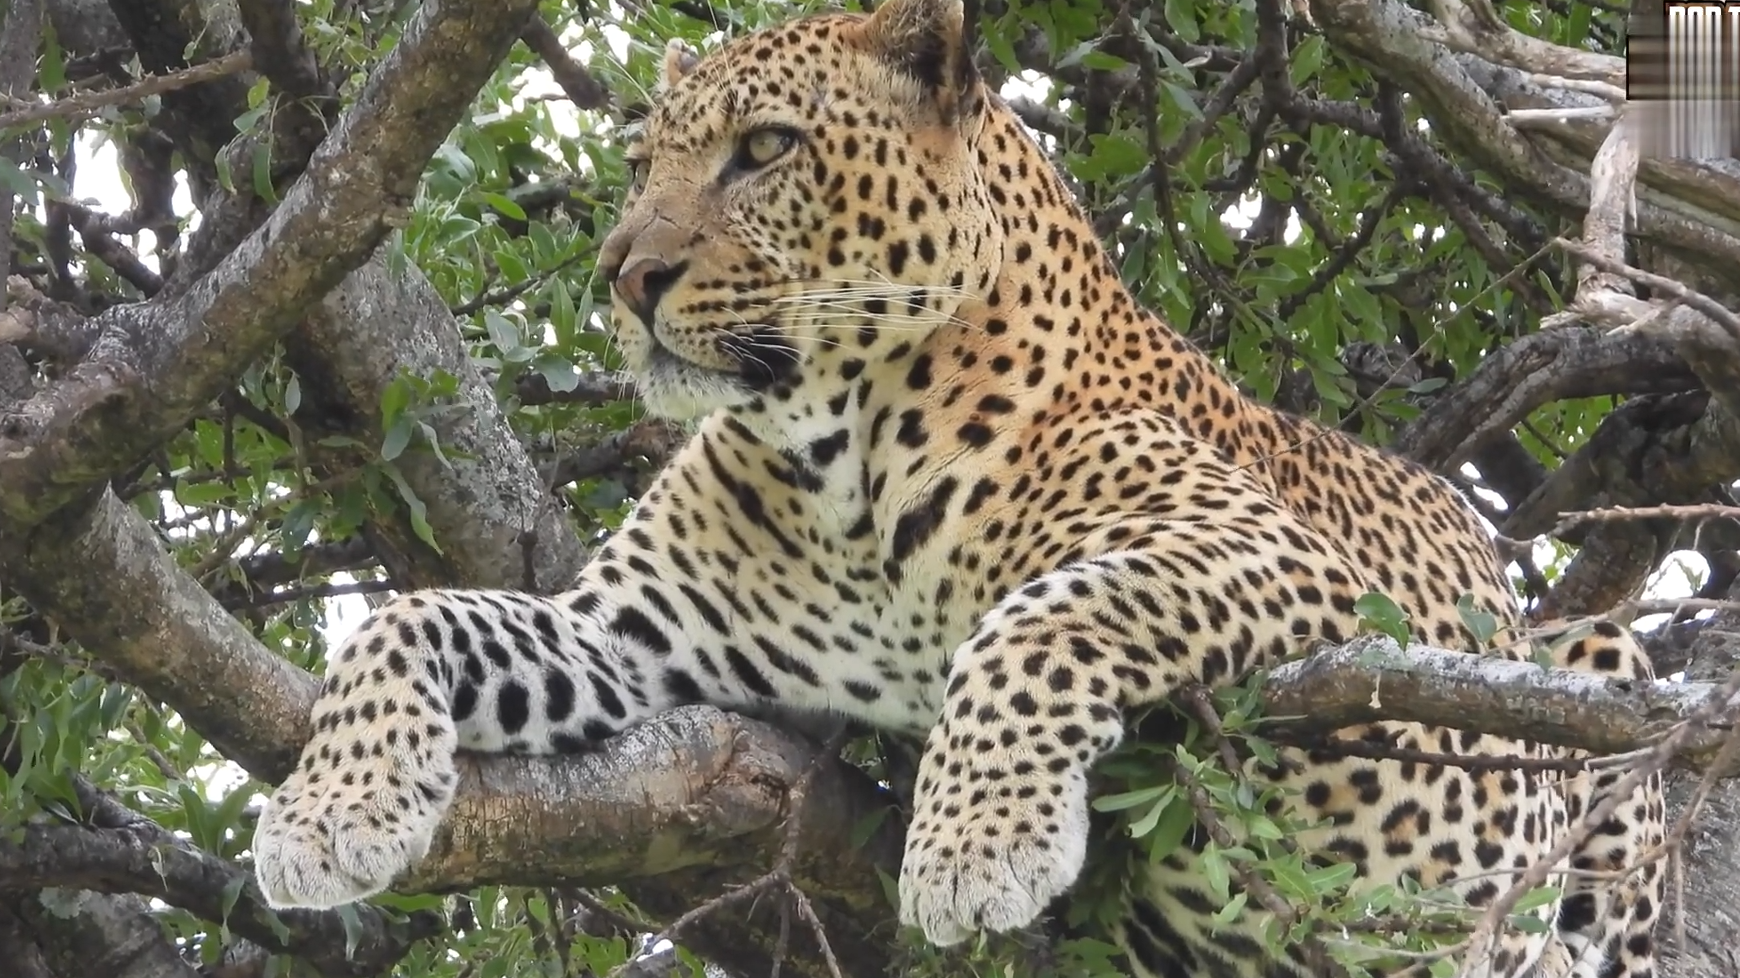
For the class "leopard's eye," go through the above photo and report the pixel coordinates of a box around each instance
[738,128,798,169]
[626,158,651,192]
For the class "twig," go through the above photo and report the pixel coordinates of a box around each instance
[0,51,252,130]
[1553,504,1740,538]
[65,203,164,295]
[1505,106,1614,128]
[220,578,398,610]
[1556,237,1740,344]
[1525,74,1627,102]
[1177,688,1348,978]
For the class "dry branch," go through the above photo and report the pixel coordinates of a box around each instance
[1261,636,1738,773]
[0,51,252,130]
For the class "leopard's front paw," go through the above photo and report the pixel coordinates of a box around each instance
[897,770,1091,946]
[253,744,457,909]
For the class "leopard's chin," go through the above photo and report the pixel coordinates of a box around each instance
[634,352,759,420]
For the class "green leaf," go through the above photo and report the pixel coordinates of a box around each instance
[1140,793,1196,862]
[215,151,237,194]
[338,903,364,959]
[482,191,527,220]
[0,157,40,206]
[1088,133,1148,179]
[550,279,578,345]
[485,308,524,356]
[1353,591,1412,646]
[383,465,441,552]
[175,481,233,507]
[1455,592,1500,645]
[380,375,413,430]
[284,374,302,415]
[534,353,580,394]
[381,416,414,461]
[233,104,268,134]
[1081,51,1128,71]
[1200,842,1231,901]
[1307,860,1358,892]
[220,874,247,923]
[849,806,891,849]
[1161,83,1203,120]
[251,142,278,203]
[1508,912,1551,934]
[1513,884,1562,913]
[1210,891,1247,928]
[494,246,531,284]
[38,24,68,94]
[1163,0,1201,43]
[1289,35,1326,86]
[1093,784,1171,813]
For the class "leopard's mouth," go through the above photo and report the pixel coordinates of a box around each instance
[716,326,802,390]
[642,319,802,392]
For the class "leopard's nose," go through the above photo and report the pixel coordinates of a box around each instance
[614,257,688,327]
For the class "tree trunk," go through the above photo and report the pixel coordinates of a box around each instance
[1659,588,1740,978]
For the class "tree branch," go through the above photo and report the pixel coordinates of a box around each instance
[0,0,546,530]
[521,15,611,111]
[1260,635,1739,773]
[237,0,329,100]
[285,254,590,593]
[0,818,441,976]
[1393,324,1699,471]
[0,51,252,131]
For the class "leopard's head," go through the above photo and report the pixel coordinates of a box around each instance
[598,0,1004,420]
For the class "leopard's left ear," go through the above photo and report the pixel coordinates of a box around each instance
[660,38,701,92]
[858,0,981,122]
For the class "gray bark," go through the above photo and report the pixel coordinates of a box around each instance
[1658,592,1740,978]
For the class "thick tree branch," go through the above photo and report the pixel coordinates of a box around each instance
[1393,324,1699,471]
[237,0,328,100]
[1309,0,1740,278]
[0,483,902,977]
[0,818,441,976]
[285,255,590,593]
[521,15,611,111]
[0,0,545,529]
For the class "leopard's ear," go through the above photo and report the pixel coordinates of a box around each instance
[660,38,701,92]
[858,0,980,119]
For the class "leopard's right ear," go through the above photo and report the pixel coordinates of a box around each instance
[857,0,980,124]
[660,38,701,92]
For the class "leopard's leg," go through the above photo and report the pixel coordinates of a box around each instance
[250,586,692,908]
[253,422,896,909]
[896,511,1367,946]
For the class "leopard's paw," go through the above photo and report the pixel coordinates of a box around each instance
[897,773,1090,946]
[253,753,455,909]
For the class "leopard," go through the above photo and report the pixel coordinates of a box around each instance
[251,0,1665,974]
